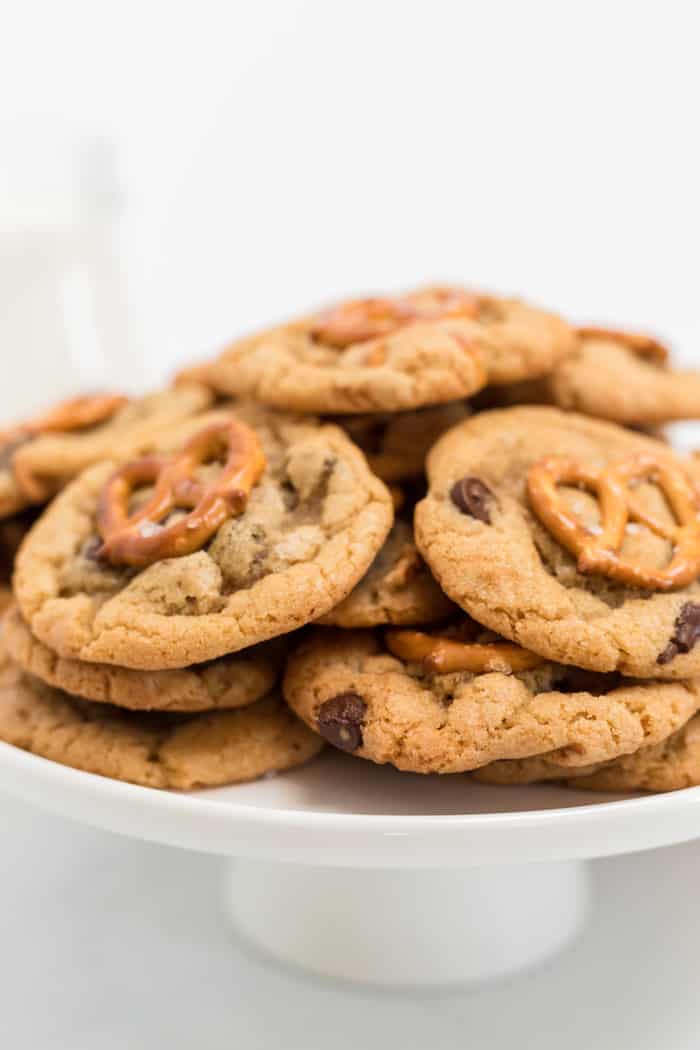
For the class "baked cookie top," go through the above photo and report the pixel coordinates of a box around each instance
[333,403,470,483]
[0,647,322,790]
[474,708,700,793]
[282,625,700,774]
[415,406,700,678]
[317,517,454,628]
[0,384,212,518]
[2,604,281,712]
[489,328,700,425]
[14,404,393,670]
[202,286,575,414]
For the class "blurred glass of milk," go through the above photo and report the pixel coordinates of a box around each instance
[0,123,133,425]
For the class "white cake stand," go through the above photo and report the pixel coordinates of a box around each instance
[2,741,700,988]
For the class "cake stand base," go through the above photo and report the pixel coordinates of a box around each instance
[223,857,591,987]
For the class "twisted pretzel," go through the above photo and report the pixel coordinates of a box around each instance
[96,419,266,568]
[0,395,128,501]
[310,287,480,349]
[577,327,669,365]
[385,629,544,674]
[528,454,700,591]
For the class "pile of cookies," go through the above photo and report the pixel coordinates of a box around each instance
[3,285,700,795]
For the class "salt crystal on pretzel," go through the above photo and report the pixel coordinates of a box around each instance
[528,453,700,591]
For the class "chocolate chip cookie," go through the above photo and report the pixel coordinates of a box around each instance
[283,626,700,773]
[3,604,281,712]
[334,403,470,482]
[487,328,700,425]
[0,384,212,518]
[415,406,700,678]
[317,518,454,628]
[15,404,393,669]
[0,647,322,789]
[473,706,700,792]
[201,286,575,414]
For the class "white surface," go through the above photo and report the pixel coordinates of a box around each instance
[5,743,700,869]
[2,3,700,382]
[224,858,590,986]
[2,792,700,1049]
[3,742,700,988]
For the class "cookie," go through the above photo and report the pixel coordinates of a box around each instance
[561,713,700,792]
[334,403,470,482]
[474,709,700,793]
[2,604,280,712]
[201,286,575,414]
[282,625,700,773]
[0,649,322,789]
[14,404,393,669]
[317,518,454,628]
[0,384,212,518]
[415,406,700,678]
[485,328,700,426]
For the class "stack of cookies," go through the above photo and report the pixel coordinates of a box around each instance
[3,285,700,795]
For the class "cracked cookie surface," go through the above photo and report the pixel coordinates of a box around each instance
[317,519,454,628]
[415,406,700,678]
[14,404,393,669]
[473,707,700,792]
[487,329,700,425]
[0,384,212,518]
[333,403,470,482]
[201,287,575,414]
[282,627,700,773]
[3,604,281,712]
[0,646,322,789]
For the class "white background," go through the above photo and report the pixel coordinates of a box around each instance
[1,2,700,1047]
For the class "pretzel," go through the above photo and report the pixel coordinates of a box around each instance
[96,419,266,568]
[577,327,669,365]
[385,629,544,674]
[528,453,700,591]
[0,395,128,501]
[310,287,480,349]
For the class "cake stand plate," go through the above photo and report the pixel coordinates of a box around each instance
[3,743,700,987]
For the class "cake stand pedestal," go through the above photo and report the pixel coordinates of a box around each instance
[2,745,699,988]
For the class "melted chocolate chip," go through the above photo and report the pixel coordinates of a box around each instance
[317,692,366,752]
[657,603,700,665]
[82,536,106,563]
[450,476,493,523]
[280,480,299,511]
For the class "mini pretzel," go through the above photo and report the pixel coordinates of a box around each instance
[310,287,480,349]
[0,394,128,501]
[528,453,700,591]
[385,629,544,674]
[577,327,669,365]
[23,394,129,435]
[97,419,266,568]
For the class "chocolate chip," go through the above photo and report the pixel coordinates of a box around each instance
[657,603,700,664]
[450,476,493,523]
[83,536,106,563]
[318,455,337,490]
[317,692,366,752]
[280,480,299,511]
